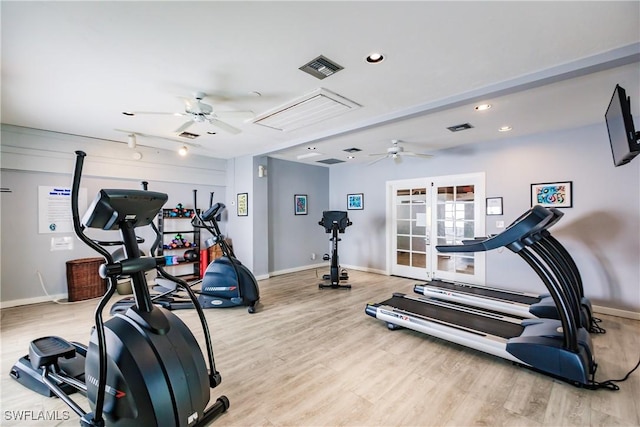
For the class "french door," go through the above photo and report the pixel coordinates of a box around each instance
[387,173,485,284]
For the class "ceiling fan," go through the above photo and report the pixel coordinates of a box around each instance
[127,92,254,135]
[368,139,433,165]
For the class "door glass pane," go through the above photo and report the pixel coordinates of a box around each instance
[397,236,410,250]
[457,185,475,201]
[397,205,410,219]
[437,254,453,272]
[456,254,475,274]
[412,223,426,236]
[438,186,454,202]
[397,251,410,266]
[412,253,426,268]
[397,220,410,235]
[412,236,426,252]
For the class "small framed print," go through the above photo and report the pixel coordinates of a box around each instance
[347,193,364,210]
[237,193,248,216]
[531,181,573,208]
[486,197,503,216]
[294,194,307,215]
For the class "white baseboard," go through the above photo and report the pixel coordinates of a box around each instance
[340,264,387,276]
[0,293,68,309]
[268,262,329,278]
[592,304,640,321]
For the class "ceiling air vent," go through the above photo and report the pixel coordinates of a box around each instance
[178,131,200,139]
[447,123,474,132]
[299,55,344,80]
[252,88,361,132]
[317,158,345,165]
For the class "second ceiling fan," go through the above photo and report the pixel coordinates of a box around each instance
[368,139,433,165]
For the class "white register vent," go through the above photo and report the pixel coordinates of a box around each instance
[252,88,361,132]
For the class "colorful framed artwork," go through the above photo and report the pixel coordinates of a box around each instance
[347,193,364,210]
[530,181,573,208]
[237,193,248,216]
[294,194,307,215]
[486,197,503,215]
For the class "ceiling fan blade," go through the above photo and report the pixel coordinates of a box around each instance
[131,111,184,116]
[213,111,255,120]
[367,155,389,166]
[175,120,194,133]
[208,118,241,134]
[403,152,434,159]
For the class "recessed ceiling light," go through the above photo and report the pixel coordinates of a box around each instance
[366,52,385,63]
[347,156,355,160]
[122,111,135,116]
[474,104,492,111]
[498,126,513,132]
[308,146,317,150]
[178,146,188,156]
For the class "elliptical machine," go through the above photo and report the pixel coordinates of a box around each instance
[318,211,352,289]
[10,151,229,426]
[194,198,260,313]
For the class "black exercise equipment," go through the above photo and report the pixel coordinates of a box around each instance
[318,211,352,289]
[10,151,229,426]
[413,207,604,334]
[366,205,612,389]
[194,198,260,313]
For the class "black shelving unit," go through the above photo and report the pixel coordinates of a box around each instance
[157,208,200,281]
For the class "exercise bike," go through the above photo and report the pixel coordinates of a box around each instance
[318,211,352,289]
[10,151,229,426]
[194,199,260,313]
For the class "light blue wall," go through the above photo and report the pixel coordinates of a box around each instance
[267,157,330,274]
[329,123,640,312]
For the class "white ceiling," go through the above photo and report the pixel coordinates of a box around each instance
[2,1,639,166]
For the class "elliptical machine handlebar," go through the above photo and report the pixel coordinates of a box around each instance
[71,150,110,426]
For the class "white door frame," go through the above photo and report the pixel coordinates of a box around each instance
[385,172,486,284]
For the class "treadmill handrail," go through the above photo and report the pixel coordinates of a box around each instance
[437,205,553,253]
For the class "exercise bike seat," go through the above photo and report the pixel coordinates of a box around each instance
[29,336,76,369]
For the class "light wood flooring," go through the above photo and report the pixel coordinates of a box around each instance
[1,269,639,426]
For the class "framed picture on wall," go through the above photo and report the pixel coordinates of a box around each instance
[237,193,248,216]
[530,181,573,208]
[486,197,503,215]
[347,193,364,210]
[294,194,307,215]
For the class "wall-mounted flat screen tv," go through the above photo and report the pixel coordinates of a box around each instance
[605,84,639,167]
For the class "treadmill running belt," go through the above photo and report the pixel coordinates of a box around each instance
[428,280,540,305]
[381,295,524,340]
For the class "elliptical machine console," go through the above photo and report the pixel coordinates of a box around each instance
[10,151,229,426]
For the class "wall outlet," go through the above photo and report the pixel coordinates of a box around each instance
[496,220,505,229]
[310,253,316,260]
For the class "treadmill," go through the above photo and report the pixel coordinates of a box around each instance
[366,205,597,386]
[413,208,601,333]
